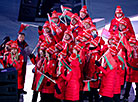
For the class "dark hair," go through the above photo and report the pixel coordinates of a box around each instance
[18,32,25,36]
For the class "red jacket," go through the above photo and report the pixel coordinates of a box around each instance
[61,58,81,101]
[87,49,100,88]
[98,56,121,98]
[54,61,66,100]
[126,45,138,83]
[41,59,57,93]
[6,53,24,89]
[32,57,44,91]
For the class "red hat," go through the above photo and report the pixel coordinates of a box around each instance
[108,35,114,45]
[73,43,83,52]
[51,10,58,19]
[112,36,120,46]
[83,32,91,40]
[6,40,13,46]
[11,42,21,53]
[76,35,84,43]
[46,46,55,55]
[71,13,79,20]
[120,19,127,26]
[80,5,88,14]
[43,21,50,29]
[40,42,47,50]
[109,45,117,55]
[69,53,77,62]
[63,29,73,43]
[83,17,93,26]
[55,41,64,50]
[129,35,136,44]
[90,39,98,46]
[115,6,123,14]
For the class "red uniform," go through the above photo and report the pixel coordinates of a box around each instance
[41,59,57,94]
[54,60,66,100]
[87,49,101,88]
[126,45,138,83]
[61,58,81,101]
[7,53,24,89]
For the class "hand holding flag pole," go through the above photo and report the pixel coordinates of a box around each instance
[37,70,61,94]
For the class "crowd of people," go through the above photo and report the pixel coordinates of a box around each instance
[0,5,138,102]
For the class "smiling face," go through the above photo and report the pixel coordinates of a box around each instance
[80,12,86,19]
[116,13,123,18]
[18,34,25,43]
[44,27,51,33]
[71,18,77,25]
[64,33,71,40]
[83,22,91,29]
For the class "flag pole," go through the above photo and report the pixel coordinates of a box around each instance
[61,5,67,26]
[21,22,38,28]
[37,70,56,83]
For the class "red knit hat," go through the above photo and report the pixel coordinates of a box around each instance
[83,17,93,26]
[73,43,83,52]
[46,46,55,55]
[129,35,136,44]
[80,5,88,14]
[63,29,73,43]
[71,13,79,21]
[90,39,98,46]
[55,41,64,50]
[11,42,21,53]
[120,19,127,26]
[69,53,77,62]
[51,10,58,19]
[76,35,84,42]
[40,42,47,50]
[109,45,117,55]
[83,32,91,40]
[43,21,50,29]
[115,6,123,14]
[6,40,13,46]
[112,36,120,46]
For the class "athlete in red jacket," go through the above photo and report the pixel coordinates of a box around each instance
[109,6,135,38]
[6,42,24,101]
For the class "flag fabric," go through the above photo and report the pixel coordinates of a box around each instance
[83,81,90,91]
[104,50,117,70]
[117,49,126,70]
[61,58,72,71]
[18,23,30,33]
[120,35,133,56]
[61,5,72,11]
[35,70,45,91]
[63,10,73,20]
[101,28,110,39]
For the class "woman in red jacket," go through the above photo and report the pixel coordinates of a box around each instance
[95,45,122,102]
[31,42,46,102]
[61,53,81,102]
[40,46,57,102]
[123,35,138,102]
[6,42,24,101]
[87,39,101,102]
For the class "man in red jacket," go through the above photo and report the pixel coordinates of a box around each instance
[15,32,35,94]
